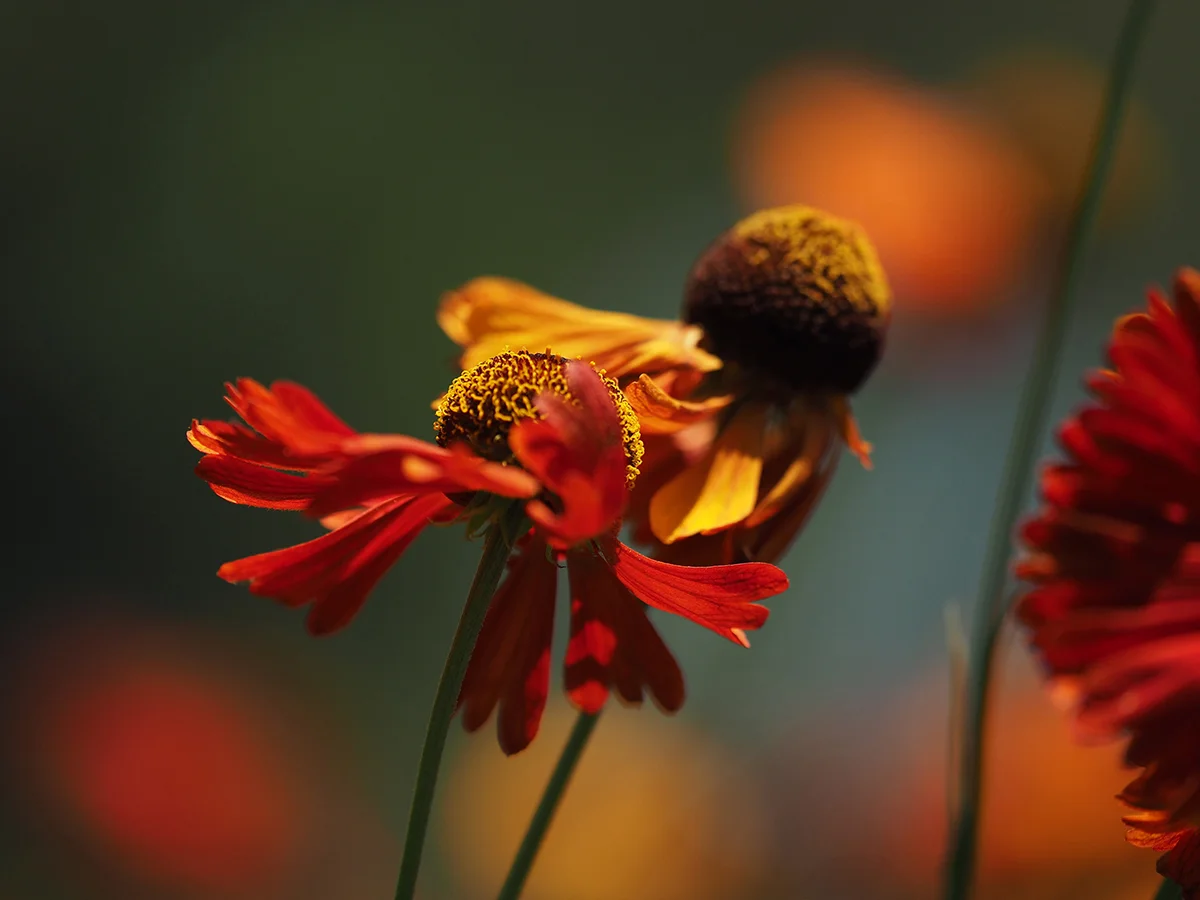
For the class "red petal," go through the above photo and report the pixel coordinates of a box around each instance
[510,361,628,548]
[225,379,355,456]
[457,535,558,755]
[564,549,684,715]
[193,380,538,518]
[305,441,538,518]
[195,456,335,510]
[217,494,451,634]
[1156,829,1200,899]
[608,539,785,646]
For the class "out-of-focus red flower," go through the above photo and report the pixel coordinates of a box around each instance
[192,353,788,752]
[731,61,1046,316]
[1017,269,1200,896]
[441,206,889,564]
[16,623,311,896]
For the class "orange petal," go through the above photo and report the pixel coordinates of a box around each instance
[830,396,872,469]
[740,458,838,563]
[648,402,768,543]
[438,277,721,379]
[744,407,836,528]
[624,374,733,434]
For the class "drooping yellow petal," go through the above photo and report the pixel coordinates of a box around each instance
[648,402,769,544]
[438,277,721,378]
[624,374,733,434]
[744,408,835,528]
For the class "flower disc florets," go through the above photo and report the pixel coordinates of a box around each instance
[434,350,643,486]
[683,205,891,395]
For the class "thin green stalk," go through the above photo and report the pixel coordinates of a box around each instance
[496,711,601,900]
[1154,879,1184,900]
[394,505,524,900]
[942,1,1158,898]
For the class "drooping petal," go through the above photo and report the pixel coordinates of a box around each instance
[217,493,453,635]
[1126,820,1200,899]
[510,361,629,548]
[624,374,733,435]
[609,539,785,646]
[649,401,769,544]
[745,404,836,528]
[564,549,684,715]
[829,396,873,469]
[458,535,559,755]
[438,277,721,379]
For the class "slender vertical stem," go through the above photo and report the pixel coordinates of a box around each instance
[394,505,524,900]
[496,711,601,900]
[1154,879,1183,900]
[941,2,1158,899]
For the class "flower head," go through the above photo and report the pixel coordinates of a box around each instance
[190,351,788,751]
[439,205,891,562]
[1016,269,1200,896]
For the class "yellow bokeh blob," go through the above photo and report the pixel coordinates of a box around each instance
[439,706,768,900]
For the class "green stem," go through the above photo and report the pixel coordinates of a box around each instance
[1154,879,1183,900]
[942,1,1158,898]
[496,711,601,900]
[393,505,524,900]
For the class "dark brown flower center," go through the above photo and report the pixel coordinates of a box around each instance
[434,350,643,486]
[683,206,891,395]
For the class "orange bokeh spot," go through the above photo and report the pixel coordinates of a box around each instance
[23,624,308,895]
[732,62,1048,317]
[764,652,1160,898]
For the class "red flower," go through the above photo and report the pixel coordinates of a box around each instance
[1016,269,1200,895]
[191,351,788,752]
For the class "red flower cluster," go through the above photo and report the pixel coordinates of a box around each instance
[1017,269,1200,896]
[191,354,787,752]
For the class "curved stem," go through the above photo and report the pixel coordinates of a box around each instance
[496,711,601,900]
[942,1,1158,898]
[393,505,524,900]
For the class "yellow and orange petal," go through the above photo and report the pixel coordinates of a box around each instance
[649,402,770,544]
[438,277,720,380]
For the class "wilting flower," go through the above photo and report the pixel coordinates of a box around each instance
[440,205,891,563]
[1016,269,1200,896]
[190,351,788,752]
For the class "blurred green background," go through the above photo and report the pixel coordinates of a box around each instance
[4,0,1199,897]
